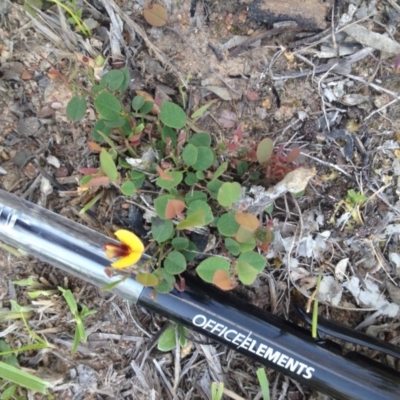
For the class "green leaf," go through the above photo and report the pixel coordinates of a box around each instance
[256,368,270,400]
[23,0,43,17]
[101,69,125,91]
[140,101,154,114]
[157,326,177,351]
[238,237,256,252]
[156,171,183,190]
[0,361,51,394]
[189,132,211,147]
[66,96,87,121]
[237,161,248,176]
[196,257,230,283]
[151,218,174,243]
[217,212,240,236]
[224,238,240,256]
[238,251,266,272]
[217,182,241,207]
[181,241,198,261]
[191,101,215,119]
[184,172,198,185]
[104,117,126,127]
[154,194,176,219]
[94,91,122,121]
[207,179,223,195]
[291,189,305,198]
[257,138,274,163]
[118,68,131,92]
[91,83,106,95]
[136,273,159,287]
[212,162,228,181]
[192,147,215,171]
[160,102,187,128]
[265,204,274,214]
[236,226,254,243]
[196,170,205,180]
[236,260,259,285]
[185,191,207,205]
[172,237,190,250]
[100,149,118,182]
[162,126,177,146]
[182,144,198,166]
[164,251,187,275]
[176,209,206,230]
[130,170,145,188]
[187,200,213,224]
[157,280,175,293]
[131,95,146,111]
[121,181,136,196]
[346,189,366,206]
[92,119,111,142]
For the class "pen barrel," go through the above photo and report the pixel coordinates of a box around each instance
[0,189,399,400]
[139,282,400,400]
[0,189,144,303]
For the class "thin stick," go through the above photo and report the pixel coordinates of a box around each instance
[300,152,353,179]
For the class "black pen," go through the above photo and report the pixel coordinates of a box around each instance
[0,188,399,400]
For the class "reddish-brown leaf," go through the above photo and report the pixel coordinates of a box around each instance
[77,167,99,175]
[82,175,110,187]
[165,199,186,219]
[87,141,102,152]
[235,213,259,232]
[286,147,301,163]
[212,270,237,291]
[156,165,174,181]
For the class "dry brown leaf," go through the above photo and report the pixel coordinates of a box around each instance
[143,4,168,27]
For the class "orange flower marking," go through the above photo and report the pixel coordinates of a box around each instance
[104,230,144,269]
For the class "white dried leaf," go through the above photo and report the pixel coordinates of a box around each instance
[297,111,308,121]
[316,213,324,226]
[126,158,143,167]
[340,94,369,106]
[283,255,299,270]
[389,253,400,269]
[392,158,400,176]
[46,155,60,168]
[40,178,53,196]
[0,166,6,175]
[297,235,315,258]
[335,258,349,281]
[343,277,400,317]
[318,276,343,306]
[289,266,309,281]
[385,224,400,235]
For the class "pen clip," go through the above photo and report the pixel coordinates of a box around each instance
[295,305,400,359]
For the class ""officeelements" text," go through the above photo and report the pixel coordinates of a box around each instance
[193,314,315,379]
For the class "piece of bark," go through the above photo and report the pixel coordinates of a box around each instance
[241,0,330,30]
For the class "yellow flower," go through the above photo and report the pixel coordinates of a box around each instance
[104,230,144,269]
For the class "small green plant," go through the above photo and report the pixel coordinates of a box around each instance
[66,68,303,293]
[0,301,51,397]
[58,287,97,354]
[329,189,367,229]
[256,368,270,400]
[24,0,91,36]
[211,382,224,400]
[157,324,188,352]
